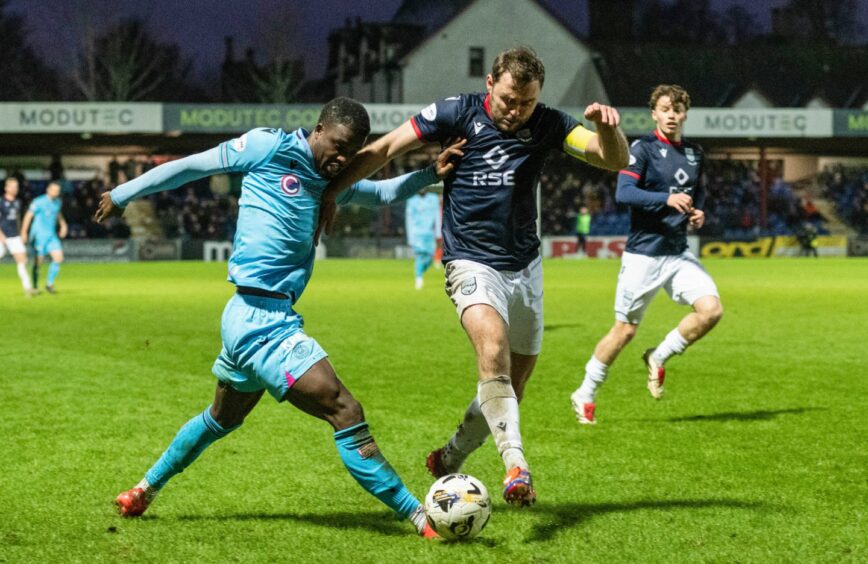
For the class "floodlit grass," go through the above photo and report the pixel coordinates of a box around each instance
[0,258,865,562]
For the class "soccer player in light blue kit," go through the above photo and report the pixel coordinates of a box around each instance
[95,98,463,538]
[405,189,441,289]
[20,181,67,294]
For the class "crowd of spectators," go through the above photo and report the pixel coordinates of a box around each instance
[538,152,828,239]
[818,165,868,234]
[10,151,861,244]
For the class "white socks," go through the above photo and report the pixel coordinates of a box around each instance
[17,262,31,292]
[477,375,527,471]
[575,356,609,402]
[441,398,489,472]
[653,329,689,364]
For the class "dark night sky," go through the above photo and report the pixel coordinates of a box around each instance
[9,0,868,82]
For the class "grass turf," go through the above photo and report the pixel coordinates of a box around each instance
[0,258,865,562]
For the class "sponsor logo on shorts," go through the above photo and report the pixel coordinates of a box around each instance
[461,277,477,295]
[280,174,302,196]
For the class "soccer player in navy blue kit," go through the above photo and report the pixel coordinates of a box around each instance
[321,47,628,506]
[95,98,463,538]
[0,178,34,296]
[571,85,723,424]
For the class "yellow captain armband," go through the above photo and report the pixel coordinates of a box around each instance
[563,124,595,162]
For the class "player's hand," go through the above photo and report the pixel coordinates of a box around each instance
[315,194,337,247]
[666,193,693,214]
[59,224,68,239]
[434,138,466,179]
[94,191,124,223]
[688,208,705,229]
[584,103,620,128]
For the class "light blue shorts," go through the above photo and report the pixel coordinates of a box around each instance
[212,292,328,402]
[32,234,62,257]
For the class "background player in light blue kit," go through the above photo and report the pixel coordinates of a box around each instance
[94,97,464,538]
[20,180,67,294]
[405,188,441,289]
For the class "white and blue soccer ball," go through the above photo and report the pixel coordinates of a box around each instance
[424,473,491,541]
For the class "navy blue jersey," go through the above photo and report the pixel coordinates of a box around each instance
[0,197,21,237]
[411,92,582,270]
[616,130,705,256]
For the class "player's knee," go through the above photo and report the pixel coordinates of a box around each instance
[697,300,723,327]
[614,322,637,344]
[332,396,364,430]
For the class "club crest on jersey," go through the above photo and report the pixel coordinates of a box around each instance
[421,103,437,121]
[685,147,697,165]
[461,277,477,295]
[516,128,532,143]
[280,174,302,196]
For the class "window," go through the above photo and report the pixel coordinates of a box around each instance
[468,47,485,77]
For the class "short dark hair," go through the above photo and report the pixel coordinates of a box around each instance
[318,97,370,138]
[491,46,545,88]
[649,84,691,111]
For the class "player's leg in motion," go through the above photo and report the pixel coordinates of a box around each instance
[31,255,41,291]
[115,381,262,516]
[13,253,33,295]
[285,358,435,537]
[644,255,722,398]
[413,248,433,289]
[430,351,535,478]
[0,241,29,295]
[45,248,63,293]
[571,321,638,423]
[461,305,534,506]
[572,251,653,423]
[646,294,722,381]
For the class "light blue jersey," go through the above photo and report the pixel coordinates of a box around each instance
[28,194,63,255]
[112,127,438,400]
[113,127,438,302]
[405,192,441,249]
[29,195,61,237]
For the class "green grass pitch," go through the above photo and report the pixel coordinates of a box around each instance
[0,258,865,562]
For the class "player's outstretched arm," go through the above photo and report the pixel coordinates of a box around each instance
[57,215,68,239]
[582,103,629,171]
[339,139,464,208]
[316,121,426,243]
[20,210,33,242]
[93,148,224,222]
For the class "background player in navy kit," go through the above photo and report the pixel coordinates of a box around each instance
[570,85,724,425]
[320,47,628,506]
[0,178,34,296]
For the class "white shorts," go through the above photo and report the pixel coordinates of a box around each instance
[445,257,543,356]
[615,250,719,324]
[0,236,26,257]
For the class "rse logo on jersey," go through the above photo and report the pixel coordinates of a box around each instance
[473,145,514,186]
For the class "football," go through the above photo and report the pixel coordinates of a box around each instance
[424,473,492,541]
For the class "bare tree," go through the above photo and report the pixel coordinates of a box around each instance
[785,0,862,43]
[249,9,305,103]
[0,0,59,99]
